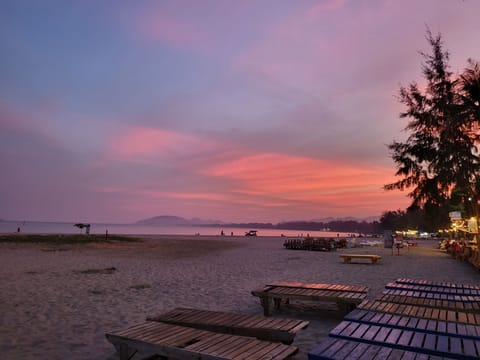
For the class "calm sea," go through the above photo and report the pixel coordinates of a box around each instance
[0,220,353,238]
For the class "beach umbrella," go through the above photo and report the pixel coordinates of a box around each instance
[74,223,88,233]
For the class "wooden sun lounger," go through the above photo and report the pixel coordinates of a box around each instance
[382,289,480,304]
[106,321,299,360]
[147,307,309,344]
[386,281,480,296]
[252,282,368,316]
[357,299,480,325]
[395,278,480,291]
[339,254,381,264]
[327,319,480,359]
[309,279,480,360]
[344,309,480,340]
[308,337,453,360]
[378,293,480,313]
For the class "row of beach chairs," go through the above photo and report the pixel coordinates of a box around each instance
[106,307,309,359]
[283,237,337,251]
[308,278,480,359]
[105,278,480,359]
[106,281,366,359]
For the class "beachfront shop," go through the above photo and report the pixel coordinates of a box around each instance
[440,211,480,270]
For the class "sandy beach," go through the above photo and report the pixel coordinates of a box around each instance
[0,235,478,360]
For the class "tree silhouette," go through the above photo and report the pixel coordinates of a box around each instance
[385,31,480,231]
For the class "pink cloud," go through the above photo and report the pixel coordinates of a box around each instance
[106,126,214,163]
[167,192,229,202]
[206,152,406,205]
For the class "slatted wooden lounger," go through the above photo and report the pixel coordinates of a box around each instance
[382,289,480,304]
[344,308,480,340]
[106,321,299,360]
[395,278,480,291]
[251,282,368,316]
[327,318,480,359]
[308,337,450,360]
[357,299,480,325]
[379,292,480,313]
[386,281,480,296]
[147,307,309,344]
[382,288,480,303]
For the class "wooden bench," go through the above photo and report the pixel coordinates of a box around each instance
[328,319,480,359]
[339,254,381,264]
[147,307,309,344]
[357,299,480,325]
[252,282,368,316]
[106,321,299,360]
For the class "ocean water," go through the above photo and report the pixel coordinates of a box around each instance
[0,220,353,238]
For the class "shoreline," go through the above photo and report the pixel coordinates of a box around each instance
[1,235,477,359]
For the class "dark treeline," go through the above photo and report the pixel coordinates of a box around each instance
[207,220,382,234]
[275,220,381,234]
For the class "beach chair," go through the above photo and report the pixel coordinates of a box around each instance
[357,299,480,325]
[344,308,480,340]
[106,321,299,360]
[308,337,458,360]
[309,278,480,360]
[326,313,480,359]
[394,278,480,294]
[382,288,480,302]
[147,307,309,344]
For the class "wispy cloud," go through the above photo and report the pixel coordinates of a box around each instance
[106,126,216,163]
[207,152,402,204]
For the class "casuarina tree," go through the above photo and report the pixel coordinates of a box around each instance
[385,31,480,232]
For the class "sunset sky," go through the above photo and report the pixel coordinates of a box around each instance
[1,0,480,224]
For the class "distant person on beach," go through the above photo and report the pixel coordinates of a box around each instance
[221,230,224,236]
[17,227,20,233]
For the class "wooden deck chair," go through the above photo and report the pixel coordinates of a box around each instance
[147,307,309,344]
[106,321,299,360]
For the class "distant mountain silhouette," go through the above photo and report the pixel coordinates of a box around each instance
[136,215,381,233]
[310,216,379,222]
[136,215,223,226]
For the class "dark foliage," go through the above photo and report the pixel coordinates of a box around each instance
[385,30,480,231]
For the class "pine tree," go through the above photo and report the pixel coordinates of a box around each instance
[385,31,480,231]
